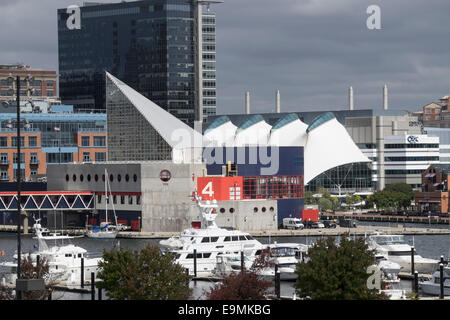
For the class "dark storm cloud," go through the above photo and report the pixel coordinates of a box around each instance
[0,0,449,115]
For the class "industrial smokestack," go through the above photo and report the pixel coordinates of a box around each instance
[383,84,388,110]
[276,90,281,113]
[245,91,250,114]
[349,86,354,110]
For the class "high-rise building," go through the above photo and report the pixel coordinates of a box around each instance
[57,0,218,125]
[202,10,217,118]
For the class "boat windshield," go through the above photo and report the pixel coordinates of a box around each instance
[271,247,295,257]
[372,235,406,245]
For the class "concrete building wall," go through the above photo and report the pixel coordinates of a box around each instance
[139,162,206,232]
[214,199,278,231]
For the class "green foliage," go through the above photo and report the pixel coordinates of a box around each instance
[305,191,316,205]
[0,254,54,300]
[96,245,191,300]
[317,186,331,200]
[318,198,332,212]
[294,234,387,300]
[206,249,273,300]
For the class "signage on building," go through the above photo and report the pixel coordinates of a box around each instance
[159,170,171,182]
[197,177,243,201]
[407,136,419,144]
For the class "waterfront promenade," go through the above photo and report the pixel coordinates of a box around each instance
[2,224,449,239]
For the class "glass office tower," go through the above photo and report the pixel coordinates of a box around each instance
[58,0,216,126]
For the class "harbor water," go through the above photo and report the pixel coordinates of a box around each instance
[1,220,449,300]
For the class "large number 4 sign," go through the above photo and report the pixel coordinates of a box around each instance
[202,181,214,198]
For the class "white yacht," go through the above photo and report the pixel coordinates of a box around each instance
[0,220,102,286]
[159,195,265,276]
[367,234,438,274]
[420,266,450,296]
[213,253,275,281]
[266,243,304,281]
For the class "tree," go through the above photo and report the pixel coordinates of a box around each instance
[318,197,332,212]
[96,245,191,300]
[294,234,387,300]
[0,254,54,300]
[206,249,273,300]
[317,186,331,200]
[305,191,315,205]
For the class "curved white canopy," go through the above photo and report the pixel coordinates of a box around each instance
[203,116,238,147]
[304,116,370,184]
[234,116,271,146]
[268,114,308,147]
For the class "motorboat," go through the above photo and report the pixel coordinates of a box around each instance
[367,234,438,274]
[0,219,102,286]
[266,243,301,281]
[212,253,275,281]
[420,265,450,296]
[375,254,402,283]
[159,194,265,276]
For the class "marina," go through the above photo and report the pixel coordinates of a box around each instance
[2,219,450,300]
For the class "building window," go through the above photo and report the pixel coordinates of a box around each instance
[83,152,91,162]
[13,153,25,164]
[0,137,7,147]
[47,153,73,164]
[0,153,8,164]
[28,136,38,147]
[121,196,125,205]
[128,196,133,205]
[95,152,106,162]
[243,175,304,200]
[94,136,106,147]
[46,80,54,87]
[0,169,8,180]
[30,153,38,164]
[81,136,90,146]
[136,196,140,205]
[12,137,25,147]
[46,91,54,97]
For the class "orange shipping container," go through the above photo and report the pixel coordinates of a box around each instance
[301,209,319,222]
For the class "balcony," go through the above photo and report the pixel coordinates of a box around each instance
[29,159,39,166]
[0,159,9,165]
[0,176,10,181]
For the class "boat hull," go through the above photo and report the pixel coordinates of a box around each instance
[420,283,450,296]
[86,231,117,239]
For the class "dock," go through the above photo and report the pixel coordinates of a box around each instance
[2,224,450,239]
[323,212,450,225]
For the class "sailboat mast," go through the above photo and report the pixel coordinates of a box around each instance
[105,168,108,225]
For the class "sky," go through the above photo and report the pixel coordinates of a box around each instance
[0,0,449,115]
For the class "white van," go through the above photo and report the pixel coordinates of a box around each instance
[282,218,304,230]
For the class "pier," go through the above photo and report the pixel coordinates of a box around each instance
[323,212,450,225]
[2,224,450,239]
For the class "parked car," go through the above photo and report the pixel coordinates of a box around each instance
[307,221,324,229]
[282,218,304,230]
[322,220,337,228]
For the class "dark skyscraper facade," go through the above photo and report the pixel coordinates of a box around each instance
[58,0,211,126]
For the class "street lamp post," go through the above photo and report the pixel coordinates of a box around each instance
[3,74,34,300]
[15,76,21,300]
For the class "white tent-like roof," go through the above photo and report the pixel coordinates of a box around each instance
[304,112,370,184]
[203,116,237,147]
[268,113,308,147]
[234,115,271,146]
